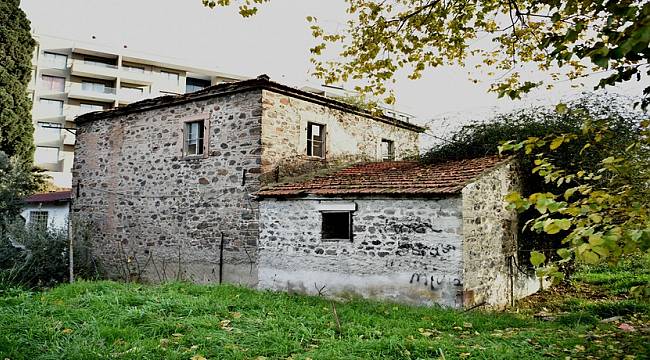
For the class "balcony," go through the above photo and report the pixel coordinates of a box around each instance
[34,146,63,172]
[34,127,63,147]
[62,129,76,146]
[71,59,118,80]
[119,67,153,85]
[65,106,105,122]
[117,88,159,104]
[68,82,116,103]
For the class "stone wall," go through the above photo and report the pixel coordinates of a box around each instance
[257,197,465,307]
[460,161,537,307]
[71,90,264,284]
[260,90,420,180]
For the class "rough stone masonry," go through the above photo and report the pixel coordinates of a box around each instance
[71,76,422,284]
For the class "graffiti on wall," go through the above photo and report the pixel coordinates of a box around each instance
[409,273,463,291]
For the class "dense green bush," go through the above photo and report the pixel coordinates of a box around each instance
[421,93,643,268]
[0,221,98,288]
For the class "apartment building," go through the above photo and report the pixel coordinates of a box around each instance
[28,34,245,188]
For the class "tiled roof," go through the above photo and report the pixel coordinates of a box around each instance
[25,190,72,203]
[257,156,508,198]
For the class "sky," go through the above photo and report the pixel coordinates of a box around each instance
[21,0,645,143]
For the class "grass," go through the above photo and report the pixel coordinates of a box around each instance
[0,264,648,360]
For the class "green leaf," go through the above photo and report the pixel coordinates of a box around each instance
[530,251,546,267]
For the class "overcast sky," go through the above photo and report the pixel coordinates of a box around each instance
[21,0,645,141]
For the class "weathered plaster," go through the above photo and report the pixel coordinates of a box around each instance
[258,197,465,307]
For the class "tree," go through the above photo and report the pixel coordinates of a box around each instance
[0,151,42,232]
[203,1,650,108]
[0,0,37,162]
[500,114,649,295]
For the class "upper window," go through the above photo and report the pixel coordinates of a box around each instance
[307,122,325,158]
[123,64,145,73]
[184,120,205,156]
[79,103,105,114]
[84,56,117,68]
[29,211,49,230]
[381,139,395,161]
[34,146,59,164]
[41,75,65,92]
[186,77,211,93]
[161,70,180,84]
[42,52,67,68]
[39,99,64,116]
[321,211,353,241]
[82,81,109,93]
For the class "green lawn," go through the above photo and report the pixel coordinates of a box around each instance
[0,268,648,359]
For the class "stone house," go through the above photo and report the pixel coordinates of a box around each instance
[71,75,423,284]
[256,156,541,308]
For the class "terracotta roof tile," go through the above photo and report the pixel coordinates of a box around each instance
[257,156,508,198]
[25,190,72,203]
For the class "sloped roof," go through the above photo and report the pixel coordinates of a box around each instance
[24,190,72,203]
[257,156,508,198]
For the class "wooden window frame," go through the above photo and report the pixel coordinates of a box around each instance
[182,113,210,159]
[307,122,326,159]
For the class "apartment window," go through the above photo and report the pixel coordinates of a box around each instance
[186,77,211,93]
[29,211,49,230]
[39,99,64,116]
[42,52,67,68]
[123,64,145,73]
[34,146,59,164]
[81,81,109,93]
[121,85,144,96]
[79,103,105,114]
[84,56,116,68]
[161,70,179,84]
[321,211,353,241]
[307,122,325,158]
[184,120,205,156]
[381,139,395,161]
[41,75,65,92]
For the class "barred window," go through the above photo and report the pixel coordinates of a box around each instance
[29,211,49,230]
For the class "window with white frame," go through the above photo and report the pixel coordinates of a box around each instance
[184,120,205,156]
[307,122,325,158]
[321,211,353,241]
[42,52,67,68]
[41,75,65,92]
[34,146,59,164]
[29,211,49,230]
[381,139,395,161]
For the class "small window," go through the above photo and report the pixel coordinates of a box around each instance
[307,122,325,158]
[29,211,49,230]
[321,211,353,241]
[42,52,67,68]
[83,56,116,68]
[381,139,395,161]
[184,121,205,156]
[41,75,65,92]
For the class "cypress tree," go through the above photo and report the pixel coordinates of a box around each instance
[0,0,36,163]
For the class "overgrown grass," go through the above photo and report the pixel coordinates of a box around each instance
[1,275,648,360]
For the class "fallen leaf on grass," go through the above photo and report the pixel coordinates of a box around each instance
[220,319,233,331]
[618,323,635,332]
[190,355,206,360]
[61,328,73,334]
[230,311,242,319]
[460,352,471,358]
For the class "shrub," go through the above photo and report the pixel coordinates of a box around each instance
[0,220,99,288]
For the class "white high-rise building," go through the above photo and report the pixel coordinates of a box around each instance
[28,34,246,188]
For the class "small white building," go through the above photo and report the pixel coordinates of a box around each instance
[256,156,541,308]
[21,190,71,231]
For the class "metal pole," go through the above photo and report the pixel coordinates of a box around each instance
[219,232,224,284]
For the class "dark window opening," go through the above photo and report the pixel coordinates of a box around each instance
[186,77,211,93]
[184,120,205,156]
[307,122,325,158]
[381,139,395,161]
[321,211,352,241]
